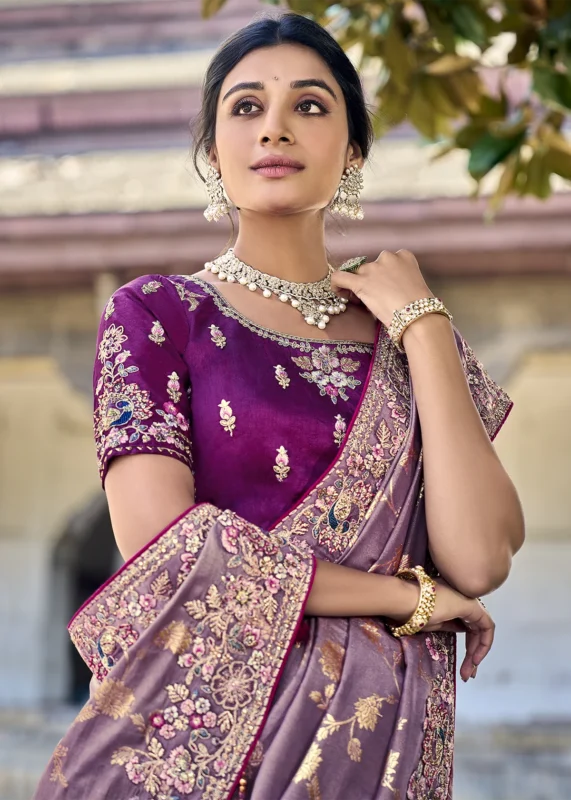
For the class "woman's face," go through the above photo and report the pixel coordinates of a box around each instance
[209,43,363,217]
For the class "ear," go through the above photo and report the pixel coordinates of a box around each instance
[345,141,364,171]
[208,146,220,171]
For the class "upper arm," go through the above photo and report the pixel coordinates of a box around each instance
[93,276,196,560]
[105,454,195,561]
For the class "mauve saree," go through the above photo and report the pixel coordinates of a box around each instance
[33,272,512,800]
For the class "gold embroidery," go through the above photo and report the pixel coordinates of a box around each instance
[273,446,290,482]
[292,346,362,404]
[308,774,322,799]
[333,414,346,446]
[68,504,314,800]
[94,324,192,479]
[142,280,163,294]
[183,275,374,354]
[407,633,455,798]
[276,332,411,557]
[209,324,227,348]
[149,320,166,345]
[75,678,135,723]
[397,717,408,731]
[274,364,290,388]
[319,639,344,682]
[219,399,236,436]
[172,280,203,312]
[154,621,193,654]
[104,296,115,320]
[293,742,323,783]
[381,749,400,791]
[49,742,69,788]
[457,331,512,439]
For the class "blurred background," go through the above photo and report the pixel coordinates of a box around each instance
[0,0,570,798]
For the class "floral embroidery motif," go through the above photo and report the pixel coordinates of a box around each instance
[219,399,236,436]
[172,280,203,312]
[273,446,290,482]
[274,364,290,389]
[104,297,115,320]
[382,750,401,790]
[68,504,314,800]
[49,742,69,788]
[98,323,127,362]
[277,335,411,556]
[141,280,163,294]
[333,414,347,446]
[94,325,191,478]
[149,320,166,346]
[167,371,182,403]
[456,331,512,439]
[299,635,397,787]
[209,324,227,349]
[407,633,455,799]
[292,345,361,404]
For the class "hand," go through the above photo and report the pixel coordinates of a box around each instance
[424,580,496,683]
[330,250,434,329]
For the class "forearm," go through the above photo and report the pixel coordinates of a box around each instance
[305,558,418,621]
[402,314,524,597]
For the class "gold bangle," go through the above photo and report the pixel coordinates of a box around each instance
[388,566,437,638]
[388,298,452,354]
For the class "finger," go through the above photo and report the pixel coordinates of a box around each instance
[460,631,480,681]
[330,269,363,293]
[394,249,418,266]
[471,618,495,666]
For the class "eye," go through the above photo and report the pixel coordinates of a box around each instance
[297,99,328,115]
[231,98,261,116]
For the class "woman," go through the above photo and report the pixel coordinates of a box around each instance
[34,12,524,800]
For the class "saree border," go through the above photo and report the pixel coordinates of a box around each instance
[270,326,413,561]
[67,501,201,629]
[66,503,317,800]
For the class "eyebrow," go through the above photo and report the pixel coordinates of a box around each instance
[221,78,338,103]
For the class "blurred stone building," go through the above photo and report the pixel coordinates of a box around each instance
[0,0,570,798]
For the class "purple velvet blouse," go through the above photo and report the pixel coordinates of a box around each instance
[94,274,375,530]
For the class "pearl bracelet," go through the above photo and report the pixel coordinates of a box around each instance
[388,298,453,354]
[388,566,437,638]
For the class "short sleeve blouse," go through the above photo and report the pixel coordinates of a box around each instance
[93,274,375,530]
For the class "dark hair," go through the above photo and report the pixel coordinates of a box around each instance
[191,12,375,179]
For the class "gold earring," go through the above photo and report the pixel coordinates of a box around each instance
[203,164,232,222]
[329,165,364,220]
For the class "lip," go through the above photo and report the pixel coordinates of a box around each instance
[251,155,305,171]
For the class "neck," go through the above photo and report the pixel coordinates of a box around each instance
[231,210,330,283]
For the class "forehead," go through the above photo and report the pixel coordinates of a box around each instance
[219,43,339,92]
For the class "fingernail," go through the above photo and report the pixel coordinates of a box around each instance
[471,666,478,679]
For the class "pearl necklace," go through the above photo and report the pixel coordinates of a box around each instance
[204,248,348,330]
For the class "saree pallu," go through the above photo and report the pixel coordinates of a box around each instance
[34,325,512,800]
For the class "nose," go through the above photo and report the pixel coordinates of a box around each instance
[258,106,294,146]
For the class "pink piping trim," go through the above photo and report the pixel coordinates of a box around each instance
[225,553,318,800]
[490,400,514,442]
[269,322,382,532]
[67,501,206,629]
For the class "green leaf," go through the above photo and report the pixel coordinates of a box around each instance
[468,129,527,180]
[449,4,490,49]
[521,151,552,198]
[533,65,571,111]
[201,0,227,19]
